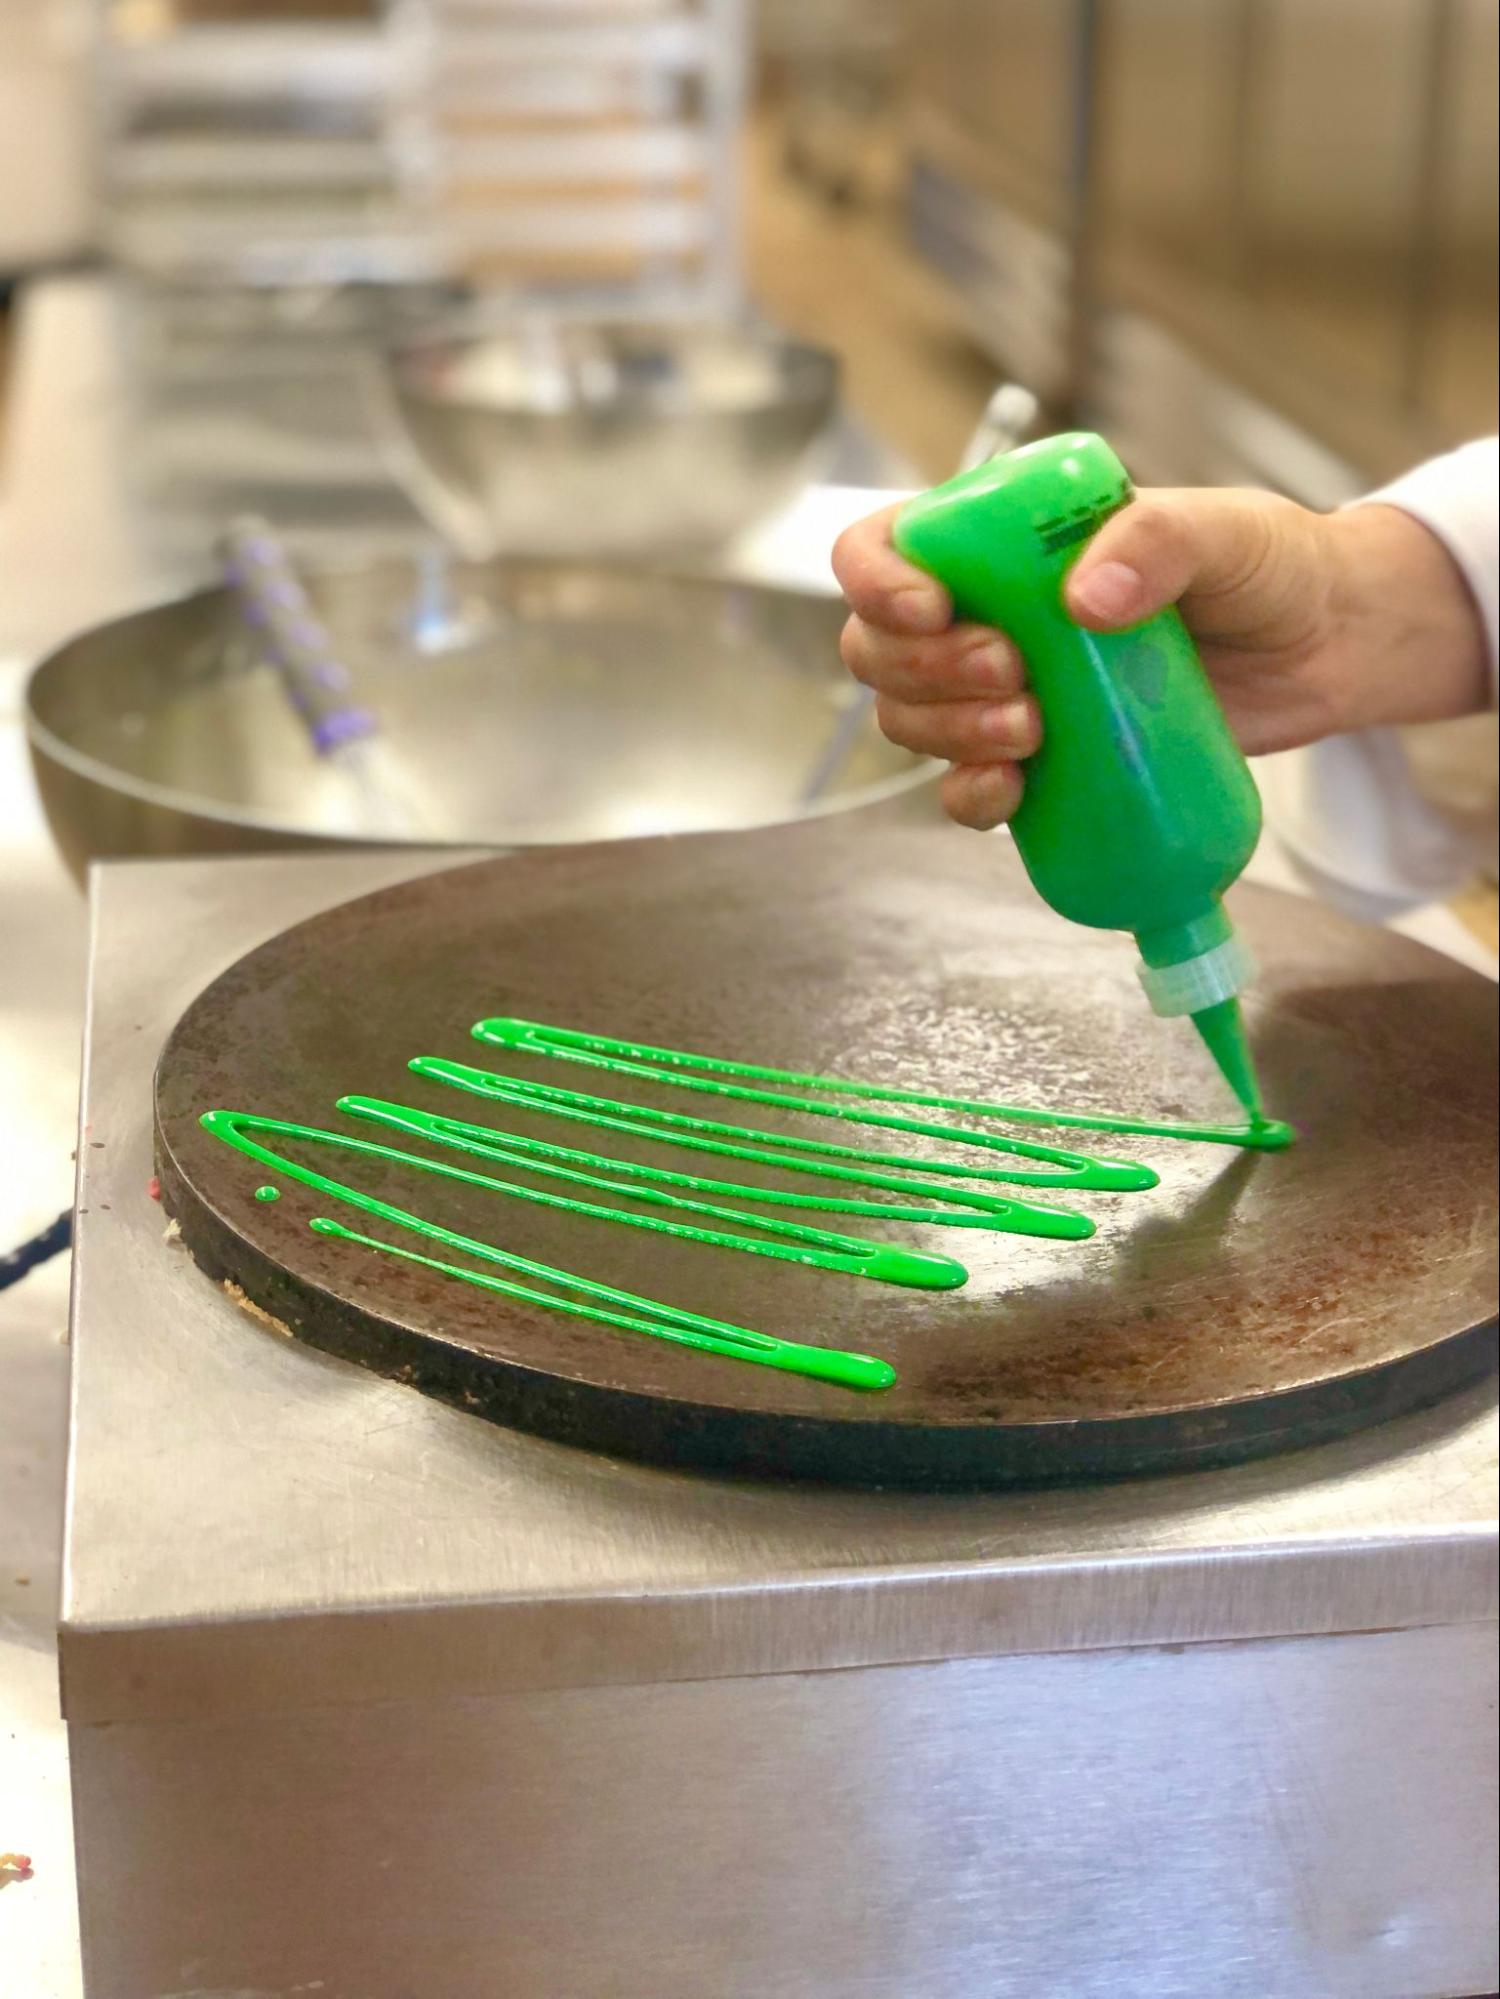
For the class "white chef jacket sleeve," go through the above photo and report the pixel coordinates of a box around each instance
[1255,439,1499,919]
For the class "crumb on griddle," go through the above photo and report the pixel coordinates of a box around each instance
[221,1279,296,1342]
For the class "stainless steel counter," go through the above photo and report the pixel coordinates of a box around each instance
[69,856,1499,1699]
[58,848,1498,1997]
[0,724,84,1994]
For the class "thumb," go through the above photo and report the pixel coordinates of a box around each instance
[1065,488,1273,631]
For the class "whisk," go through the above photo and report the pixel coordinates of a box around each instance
[220,517,446,841]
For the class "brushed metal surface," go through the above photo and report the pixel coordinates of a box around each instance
[70,1625,1499,1999]
[25,557,928,881]
[62,846,1497,1725]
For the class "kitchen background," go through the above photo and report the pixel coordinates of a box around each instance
[4,3,1497,504]
[2,1,1495,917]
[0,6,1496,1991]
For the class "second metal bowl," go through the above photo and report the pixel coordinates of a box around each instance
[374,321,840,558]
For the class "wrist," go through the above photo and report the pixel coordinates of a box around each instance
[1325,503,1492,733]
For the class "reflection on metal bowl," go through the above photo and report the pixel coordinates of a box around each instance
[375,322,840,557]
[25,554,934,884]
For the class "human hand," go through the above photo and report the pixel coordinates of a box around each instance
[832,486,1490,830]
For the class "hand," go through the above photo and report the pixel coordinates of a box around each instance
[832,487,1491,830]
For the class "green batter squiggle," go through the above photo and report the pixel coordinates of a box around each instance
[346,1089,1095,1243]
[200,1109,963,1289]
[307,1218,895,1392]
[201,1012,1292,1399]
[201,1111,897,1392]
[472,1017,1297,1158]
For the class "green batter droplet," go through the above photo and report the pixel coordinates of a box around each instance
[253,1185,281,1203]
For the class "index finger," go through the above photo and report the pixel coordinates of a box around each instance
[831,502,952,637]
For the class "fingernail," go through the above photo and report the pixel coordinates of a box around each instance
[889,585,947,633]
[1071,560,1143,624]
[984,698,1034,747]
[965,639,1013,690]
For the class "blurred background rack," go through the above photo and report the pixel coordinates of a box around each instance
[417,0,745,316]
[5,0,1488,567]
[92,5,420,285]
[92,0,746,307]
[87,0,750,557]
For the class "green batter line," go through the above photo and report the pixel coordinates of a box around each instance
[200,1108,963,1290]
[201,1112,897,1390]
[201,1013,1291,1397]
[356,1086,1096,1242]
[307,1218,895,1393]
[472,1017,1296,1165]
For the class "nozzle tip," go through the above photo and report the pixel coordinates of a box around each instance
[1190,997,1265,1118]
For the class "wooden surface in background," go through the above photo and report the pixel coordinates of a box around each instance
[1448,881,1500,954]
[745,115,996,483]
[165,2,376,17]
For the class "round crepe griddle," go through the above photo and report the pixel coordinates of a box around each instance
[153,809,1498,1487]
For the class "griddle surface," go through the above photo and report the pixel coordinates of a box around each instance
[153,811,1498,1485]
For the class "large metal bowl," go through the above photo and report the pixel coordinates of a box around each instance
[373,322,841,557]
[25,553,933,884]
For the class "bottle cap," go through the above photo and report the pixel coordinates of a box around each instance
[1135,931,1257,1018]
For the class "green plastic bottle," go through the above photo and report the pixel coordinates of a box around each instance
[893,431,1267,1116]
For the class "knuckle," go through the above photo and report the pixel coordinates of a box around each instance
[1014,694,1044,753]
[829,524,860,585]
[1113,496,1187,572]
[872,693,905,745]
[941,764,1004,830]
[957,627,1023,691]
[1226,497,1287,593]
[875,695,932,754]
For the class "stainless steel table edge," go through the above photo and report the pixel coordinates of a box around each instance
[59,1530,1498,1727]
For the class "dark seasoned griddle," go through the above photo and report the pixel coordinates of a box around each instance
[153,808,1498,1486]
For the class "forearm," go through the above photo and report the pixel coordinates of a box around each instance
[1323,501,1495,735]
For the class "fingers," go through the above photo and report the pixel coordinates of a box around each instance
[1066,488,1279,631]
[939,761,1025,831]
[831,504,951,636]
[873,691,1042,764]
[828,499,1035,838]
[841,617,1026,704]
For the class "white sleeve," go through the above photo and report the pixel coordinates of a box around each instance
[1357,438,1499,696]
[1255,440,1499,920]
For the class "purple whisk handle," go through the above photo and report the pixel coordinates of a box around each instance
[221,517,379,759]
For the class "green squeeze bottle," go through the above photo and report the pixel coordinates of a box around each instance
[893,431,1269,1121]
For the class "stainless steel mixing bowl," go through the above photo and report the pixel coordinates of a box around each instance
[373,322,841,557]
[25,553,933,883]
